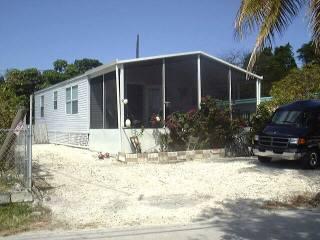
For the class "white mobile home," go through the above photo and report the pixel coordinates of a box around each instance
[34,51,263,153]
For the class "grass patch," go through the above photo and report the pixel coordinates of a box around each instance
[0,171,20,192]
[0,180,10,192]
[263,192,320,209]
[0,203,51,236]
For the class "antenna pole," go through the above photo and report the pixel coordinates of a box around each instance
[136,34,140,58]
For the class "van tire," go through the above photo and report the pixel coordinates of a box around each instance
[301,151,319,169]
[258,156,271,163]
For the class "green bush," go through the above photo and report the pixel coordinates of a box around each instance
[163,97,240,151]
[250,102,273,138]
[270,64,320,106]
[249,64,320,138]
[0,85,23,129]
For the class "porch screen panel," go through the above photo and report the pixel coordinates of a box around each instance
[231,69,257,122]
[124,60,163,128]
[104,71,118,129]
[165,56,198,115]
[90,76,103,129]
[201,56,229,104]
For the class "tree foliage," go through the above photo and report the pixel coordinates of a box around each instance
[297,41,320,65]
[270,64,320,106]
[235,0,318,72]
[5,68,43,106]
[251,64,320,136]
[74,58,102,73]
[163,97,239,150]
[0,84,23,128]
[53,59,68,73]
[0,57,102,126]
[244,43,297,96]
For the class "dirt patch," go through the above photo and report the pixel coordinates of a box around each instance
[263,192,320,209]
[33,144,320,228]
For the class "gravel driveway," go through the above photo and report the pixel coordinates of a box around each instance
[33,144,320,228]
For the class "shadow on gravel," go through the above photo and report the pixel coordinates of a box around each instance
[194,199,320,240]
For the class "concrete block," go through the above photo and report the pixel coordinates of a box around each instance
[177,151,186,156]
[11,190,33,203]
[126,153,137,159]
[117,153,126,162]
[0,193,10,205]
[194,154,203,159]
[158,152,168,162]
[168,152,178,157]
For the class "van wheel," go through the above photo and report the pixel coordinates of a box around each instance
[301,151,319,169]
[258,156,271,163]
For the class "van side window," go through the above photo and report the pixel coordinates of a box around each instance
[316,113,320,128]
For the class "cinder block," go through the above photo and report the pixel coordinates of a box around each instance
[117,153,126,162]
[11,191,33,203]
[126,153,137,159]
[168,152,178,157]
[158,152,168,162]
[194,154,203,160]
[177,151,186,156]
[0,193,10,205]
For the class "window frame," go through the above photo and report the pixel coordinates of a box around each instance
[53,91,58,110]
[66,85,78,115]
[40,95,44,118]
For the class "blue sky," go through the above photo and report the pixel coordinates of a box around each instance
[0,0,311,73]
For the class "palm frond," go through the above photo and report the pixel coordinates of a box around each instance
[235,0,304,73]
[310,0,320,51]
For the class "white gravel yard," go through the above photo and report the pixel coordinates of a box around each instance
[33,144,320,228]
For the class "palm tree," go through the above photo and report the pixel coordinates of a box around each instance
[235,0,320,72]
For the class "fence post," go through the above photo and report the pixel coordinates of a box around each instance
[27,95,33,190]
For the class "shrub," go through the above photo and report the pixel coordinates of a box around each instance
[250,102,273,138]
[270,64,320,106]
[164,97,239,151]
[0,85,23,129]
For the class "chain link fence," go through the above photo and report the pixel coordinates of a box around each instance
[0,126,32,190]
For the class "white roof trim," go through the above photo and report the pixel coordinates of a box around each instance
[117,51,201,64]
[199,52,263,80]
[34,50,263,95]
[34,73,87,95]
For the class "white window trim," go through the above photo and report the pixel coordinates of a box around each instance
[66,85,78,115]
[40,95,44,118]
[53,91,58,110]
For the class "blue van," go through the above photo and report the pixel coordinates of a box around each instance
[253,100,320,169]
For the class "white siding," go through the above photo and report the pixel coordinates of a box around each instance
[34,77,89,134]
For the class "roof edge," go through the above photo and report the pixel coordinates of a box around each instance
[34,50,263,95]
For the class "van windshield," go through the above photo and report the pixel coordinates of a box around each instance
[271,110,311,128]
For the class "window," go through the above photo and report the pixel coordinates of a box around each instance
[66,85,78,114]
[272,110,311,128]
[53,91,58,110]
[40,95,44,118]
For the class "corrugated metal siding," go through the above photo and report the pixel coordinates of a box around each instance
[34,77,89,133]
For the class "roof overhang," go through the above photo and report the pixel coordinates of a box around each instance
[34,50,263,95]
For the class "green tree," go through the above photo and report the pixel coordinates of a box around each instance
[5,68,43,105]
[74,58,102,73]
[244,43,297,96]
[235,0,320,72]
[53,59,68,73]
[297,41,320,65]
[270,64,320,106]
[42,70,65,87]
[0,84,23,128]
[64,64,80,79]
